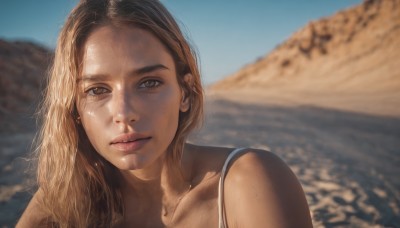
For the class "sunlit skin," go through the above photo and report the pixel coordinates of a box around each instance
[17,23,313,227]
[77,24,187,176]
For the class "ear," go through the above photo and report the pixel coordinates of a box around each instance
[180,73,193,112]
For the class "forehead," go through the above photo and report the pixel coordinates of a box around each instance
[81,24,175,76]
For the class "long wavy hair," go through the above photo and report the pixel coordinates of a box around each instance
[35,0,203,226]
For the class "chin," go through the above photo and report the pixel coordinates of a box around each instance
[115,156,150,171]
[115,161,142,171]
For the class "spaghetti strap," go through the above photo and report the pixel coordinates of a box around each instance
[218,148,248,228]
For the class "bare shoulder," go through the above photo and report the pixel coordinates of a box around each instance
[184,143,233,171]
[16,189,48,228]
[223,149,313,228]
[225,149,290,178]
[183,143,233,185]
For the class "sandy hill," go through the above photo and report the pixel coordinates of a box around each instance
[211,0,400,116]
[0,39,52,133]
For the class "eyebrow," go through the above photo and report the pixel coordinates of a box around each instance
[135,64,169,75]
[78,64,169,82]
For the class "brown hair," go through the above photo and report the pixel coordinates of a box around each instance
[35,0,203,226]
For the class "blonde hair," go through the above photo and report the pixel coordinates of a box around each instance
[35,0,203,226]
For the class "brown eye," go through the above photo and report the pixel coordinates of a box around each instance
[139,79,162,89]
[86,87,110,95]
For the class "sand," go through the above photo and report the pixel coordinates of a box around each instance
[189,95,400,227]
[0,133,35,226]
[1,95,399,227]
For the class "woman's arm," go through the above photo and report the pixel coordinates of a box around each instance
[16,189,48,228]
[224,149,313,228]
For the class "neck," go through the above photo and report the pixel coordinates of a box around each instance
[117,144,195,225]
[119,148,192,199]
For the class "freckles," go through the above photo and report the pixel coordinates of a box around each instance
[80,102,111,136]
[84,107,109,125]
[83,99,110,118]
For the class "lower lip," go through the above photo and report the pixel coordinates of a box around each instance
[110,138,151,152]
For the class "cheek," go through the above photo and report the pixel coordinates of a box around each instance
[78,101,110,151]
[79,97,110,125]
[145,88,181,144]
[151,88,181,122]
[76,85,182,149]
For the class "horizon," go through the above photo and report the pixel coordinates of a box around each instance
[0,0,361,85]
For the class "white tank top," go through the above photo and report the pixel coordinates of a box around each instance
[218,148,248,228]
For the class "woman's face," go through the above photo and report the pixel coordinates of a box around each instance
[76,24,188,170]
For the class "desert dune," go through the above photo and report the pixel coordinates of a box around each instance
[211,0,400,117]
[1,0,400,227]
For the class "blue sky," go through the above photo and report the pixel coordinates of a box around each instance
[0,0,361,85]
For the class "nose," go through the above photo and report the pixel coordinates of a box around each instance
[111,88,139,124]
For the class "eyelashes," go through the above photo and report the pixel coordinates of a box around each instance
[138,79,162,89]
[85,87,110,96]
[83,79,163,97]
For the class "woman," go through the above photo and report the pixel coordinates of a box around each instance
[17,0,312,227]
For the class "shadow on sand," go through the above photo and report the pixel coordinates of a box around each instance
[190,98,400,227]
[1,98,399,227]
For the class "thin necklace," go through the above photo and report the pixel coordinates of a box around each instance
[162,182,192,219]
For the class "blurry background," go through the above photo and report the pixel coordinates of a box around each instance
[0,0,361,85]
[1,0,399,227]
